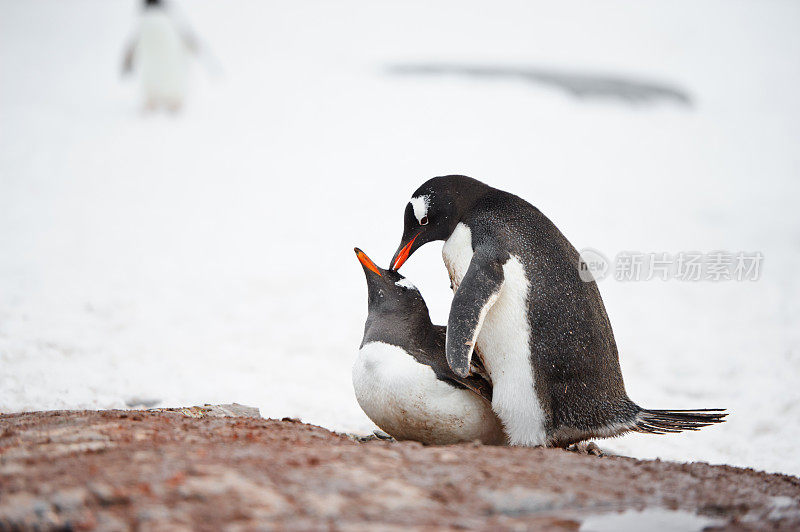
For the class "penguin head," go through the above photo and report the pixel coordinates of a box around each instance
[144,0,163,7]
[389,175,491,270]
[355,248,429,318]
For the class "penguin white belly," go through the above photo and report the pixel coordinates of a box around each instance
[442,223,547,446]
[352,341,505,445]
[136,12,189,107]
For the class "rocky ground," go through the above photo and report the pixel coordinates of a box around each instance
[1,407,798,531]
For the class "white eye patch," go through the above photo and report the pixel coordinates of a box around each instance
[409,195,431,224]
[395,278,417,290]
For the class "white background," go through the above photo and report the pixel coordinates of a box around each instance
[1,1,798,476]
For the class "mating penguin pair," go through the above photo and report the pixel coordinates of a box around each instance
[355,175,725,447]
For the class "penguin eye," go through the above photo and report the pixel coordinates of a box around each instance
[420,216,428,226]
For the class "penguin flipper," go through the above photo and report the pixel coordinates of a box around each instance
[121,36,136,76]
[446,248,505,378]
[461,374,493,403]
[438,373,494,403]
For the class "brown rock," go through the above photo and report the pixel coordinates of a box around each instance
[0,408,798,530]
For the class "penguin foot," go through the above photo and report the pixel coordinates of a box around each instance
[142,98,159,114]
[166,101,183,114]
[566,441,604,457]
[372,429,395,441]
[354,430,396,443]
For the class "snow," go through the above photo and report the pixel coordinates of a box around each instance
[1,0,799,477]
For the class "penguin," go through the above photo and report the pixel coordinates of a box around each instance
[353,247,506,445]
[122,0,196,112]
[388,175,726,447]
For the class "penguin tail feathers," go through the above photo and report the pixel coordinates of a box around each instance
[632,408,727,435]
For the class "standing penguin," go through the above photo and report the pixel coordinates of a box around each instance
[354,248,506,445]
[122,0,196,112]
[389,175,725,447]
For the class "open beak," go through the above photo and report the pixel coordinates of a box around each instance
[390,233,418,271]
[355,247,382,277]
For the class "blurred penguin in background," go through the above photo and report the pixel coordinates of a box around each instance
[122,0,198,112]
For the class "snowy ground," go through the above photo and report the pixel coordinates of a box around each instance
[2,1,799,476]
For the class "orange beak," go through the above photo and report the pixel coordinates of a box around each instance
[355,248,382,277]
[391,234,418,271]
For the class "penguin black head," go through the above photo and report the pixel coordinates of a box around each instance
[355,248,430,320]
[389,175,491,270]
[144,0,163,7]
